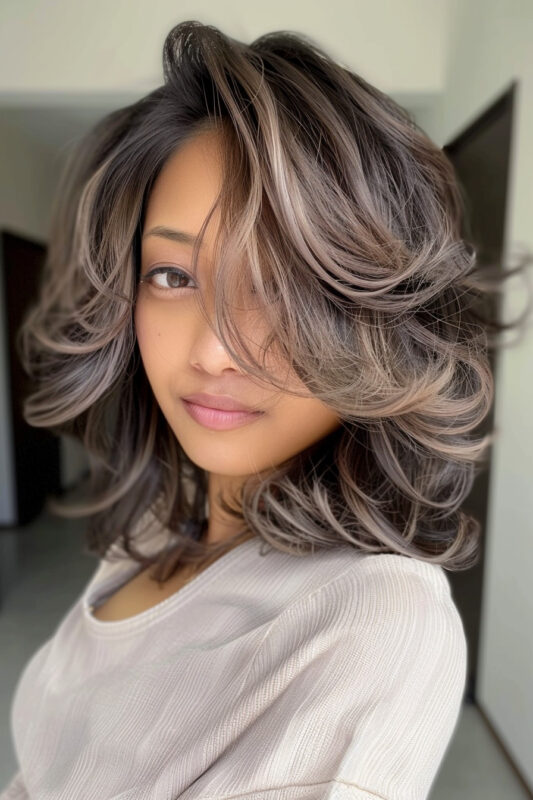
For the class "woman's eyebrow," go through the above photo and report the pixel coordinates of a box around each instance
[142,226,202,246]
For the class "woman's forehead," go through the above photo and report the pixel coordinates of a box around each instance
[145,129,224,216]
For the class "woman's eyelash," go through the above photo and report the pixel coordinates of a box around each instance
[139,265,195,292]
[139,265,276,302]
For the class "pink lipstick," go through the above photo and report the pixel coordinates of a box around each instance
[181,399,265,430]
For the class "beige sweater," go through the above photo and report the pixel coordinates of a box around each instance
[0,528,467,800]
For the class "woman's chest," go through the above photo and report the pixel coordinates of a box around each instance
[90,562,202,621]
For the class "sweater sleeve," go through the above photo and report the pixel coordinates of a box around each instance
[197,554,467,800]
[0,770,29,800]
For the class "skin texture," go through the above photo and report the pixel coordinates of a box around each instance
[134,126,341,545]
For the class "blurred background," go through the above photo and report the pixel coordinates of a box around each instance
[0,1,532,796]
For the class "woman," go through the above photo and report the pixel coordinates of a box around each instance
[2,20,529,800]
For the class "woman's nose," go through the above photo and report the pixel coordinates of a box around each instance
[186,300,256,375]
[184,271,276,368]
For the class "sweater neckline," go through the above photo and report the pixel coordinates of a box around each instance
[82,536,259,638]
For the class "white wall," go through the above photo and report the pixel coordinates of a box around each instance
[422,0,533,787]
[0,0,452,96]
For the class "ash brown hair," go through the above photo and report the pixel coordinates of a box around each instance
[17,20,532,583]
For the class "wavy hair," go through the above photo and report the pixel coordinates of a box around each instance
[17,20,532,584]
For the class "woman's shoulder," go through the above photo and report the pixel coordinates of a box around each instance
[281,544,458,612]
[255,545,467,668]
[342,550,466,646]
[326,549,463,640]
[241,547,468,723]
[234,550,468,800]
[345,549,456,602]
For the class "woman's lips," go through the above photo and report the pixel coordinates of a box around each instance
[181,399,265,430]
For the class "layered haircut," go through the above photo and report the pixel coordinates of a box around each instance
[18,21,532,583]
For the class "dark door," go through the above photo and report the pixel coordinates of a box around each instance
[443,83,516,700]
[1,230,61,526]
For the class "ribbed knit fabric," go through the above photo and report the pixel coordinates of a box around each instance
[0,526,467,800]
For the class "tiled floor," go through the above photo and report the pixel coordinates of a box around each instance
[0,505,530,798]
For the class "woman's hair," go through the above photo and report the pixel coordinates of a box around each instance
[18,20,532,583]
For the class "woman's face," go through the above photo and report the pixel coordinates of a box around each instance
[134,126,341,479]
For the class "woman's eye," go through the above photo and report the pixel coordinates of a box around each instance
[140,265,196,293]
